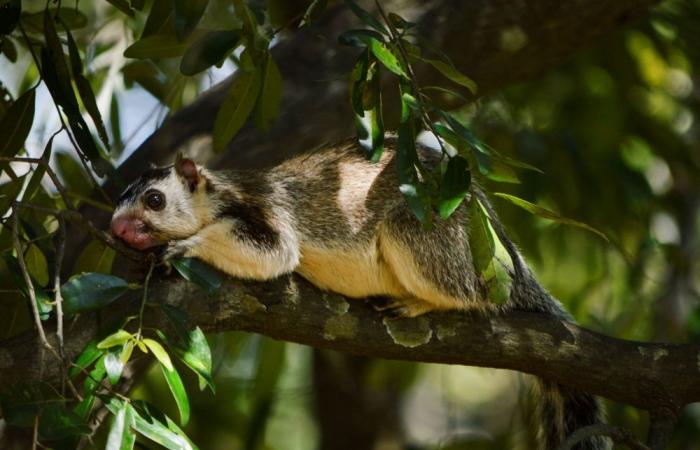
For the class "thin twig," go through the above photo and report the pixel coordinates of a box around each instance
[12,204,53,351]
[557,424,650,450]
[54,214,66,360]
[136,258,156,337]
[32,413,39,450]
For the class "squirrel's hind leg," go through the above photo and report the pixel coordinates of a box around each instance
[376,204,484,317]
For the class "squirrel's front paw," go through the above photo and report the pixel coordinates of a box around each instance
[162,241,189,261]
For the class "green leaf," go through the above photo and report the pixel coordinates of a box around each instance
[174,0,209,40]
[142,0,175,38]
[397,86,429,225]
[180,30,241,76]
[175,327,214,392]
[64,27,110,149]
[106,403,136,450]
[62,273,130,315]
[233,0,266,56]
[22,137,51,202]
[161,363,190,426]
[69,340,103,378]
[0,89,34,158]
[438,155,471,219]
[213,67,262,151]
[353,57,384,162]
[73,395,96,421]
[143,338,174,371]
[338,28,385,47]
[368,39,407,78]
[122,61,168,102]
[342,0,387,34]
[121,339,135,364]
[38,404,91,440]
[83,355,107,395]
[24,243,49,287]
[1,37,17,62]
[253,53,283,131]
[21,8,88,30]
[421,57,477,93]
[73,239,116,274]
[0,0,21,36]
[494,193,609,241]
[40,18,107,176]
[104,348,125,385]
[106,0,135,17]
[124,34,188,59]
[132,406,196,450]
[97,330,133,349]
[170,257,222,294]
[54,152,93,197]
[468,197,495,274]
[300,0,327,27]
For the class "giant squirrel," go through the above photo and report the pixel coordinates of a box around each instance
[111,136,609,450]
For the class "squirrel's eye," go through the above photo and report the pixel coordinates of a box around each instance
[144,190,165,211]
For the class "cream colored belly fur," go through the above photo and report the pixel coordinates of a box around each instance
[296,240,408,299]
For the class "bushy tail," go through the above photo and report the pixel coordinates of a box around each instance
[474,190,609,450]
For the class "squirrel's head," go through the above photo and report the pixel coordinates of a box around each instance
[111,156,211,250]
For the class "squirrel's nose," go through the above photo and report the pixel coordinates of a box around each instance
[111,215,132,239]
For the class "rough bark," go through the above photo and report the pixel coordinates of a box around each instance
[1,274,698,415]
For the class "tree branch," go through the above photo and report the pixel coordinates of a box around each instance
[0,274,697,415]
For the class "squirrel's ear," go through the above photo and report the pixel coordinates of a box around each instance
[175,154,200,192]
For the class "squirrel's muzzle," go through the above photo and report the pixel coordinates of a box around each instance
[111,214,159,250]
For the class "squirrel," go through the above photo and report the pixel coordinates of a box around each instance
[111,136,609,450]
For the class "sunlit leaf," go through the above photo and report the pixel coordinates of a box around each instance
[438,155,471,219]
[106,402,136,450]
[132,405,196,450]
[180,30,240,76]
[494,193,609,241]
[69,340,103,378]
[97,330,133,349]
[174,327,214,392]
[104,348,125,385]
[0,89,34,158]
[143,338,174,371]
[62,273,130,315]
[212,67,262,151]
[161,363,190,426]
[170,257,222,294]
